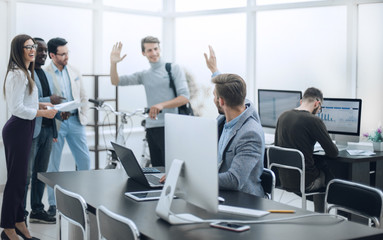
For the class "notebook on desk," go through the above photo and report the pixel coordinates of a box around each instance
[111,142,164,188]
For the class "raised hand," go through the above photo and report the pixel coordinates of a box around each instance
[110,42,127,64]
[204,45,218,74]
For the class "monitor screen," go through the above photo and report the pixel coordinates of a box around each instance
[164,114,218,213]
[319,98,362,136]
[258,89,302,128]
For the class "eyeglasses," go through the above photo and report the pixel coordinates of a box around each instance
[55,52,69,57]
[23,44,38,50]
[316,98,322,114]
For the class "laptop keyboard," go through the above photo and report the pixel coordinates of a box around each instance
[146,174,163,184]
[142,167,161,173]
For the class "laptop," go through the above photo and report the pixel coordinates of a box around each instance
[111,142,164,188]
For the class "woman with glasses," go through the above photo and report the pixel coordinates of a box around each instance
[1,34,58,240]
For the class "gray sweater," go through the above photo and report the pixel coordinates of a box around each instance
[119,59,190,128]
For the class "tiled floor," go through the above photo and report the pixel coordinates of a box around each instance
[0,187,313,239]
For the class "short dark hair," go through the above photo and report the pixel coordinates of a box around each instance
[34,37,45,42]
[302,87,323,103]
[141,36,160,52]
[47,37,68,58]
[212,74,246,107]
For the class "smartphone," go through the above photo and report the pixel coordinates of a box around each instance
[125,190,163,201]
[210,222,250,232]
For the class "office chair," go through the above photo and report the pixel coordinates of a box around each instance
[267,146,325,210]
[97,205,140,240]
[325,179,383,228]
[54,185,89,240]
[261,168,276,200]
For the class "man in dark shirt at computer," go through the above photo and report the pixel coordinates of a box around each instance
[274,87,338,212]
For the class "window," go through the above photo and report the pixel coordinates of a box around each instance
[175,13,246,117]
[256,6,347,97]
[176,0,246,12]
[103,0,162,12]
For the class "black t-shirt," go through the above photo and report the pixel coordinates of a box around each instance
[35,68,53,127]
[274,109,338,191]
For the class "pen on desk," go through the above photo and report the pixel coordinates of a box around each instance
[268,210,295,213]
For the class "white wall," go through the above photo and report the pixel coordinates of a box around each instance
[0,0,8,189]
[357,3,383,135]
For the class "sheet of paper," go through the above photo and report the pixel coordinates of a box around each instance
[48,100,82,112]
[346,149,376,156]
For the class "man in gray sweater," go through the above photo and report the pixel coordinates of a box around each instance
[110,36,190,167]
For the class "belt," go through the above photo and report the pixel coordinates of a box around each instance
[70,112,78,116]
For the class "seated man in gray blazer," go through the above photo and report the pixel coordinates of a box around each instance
[205,46,265,197]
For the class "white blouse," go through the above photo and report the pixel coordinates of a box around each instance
[5,69,38,120]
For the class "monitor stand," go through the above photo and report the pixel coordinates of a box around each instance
[155,159,203,225]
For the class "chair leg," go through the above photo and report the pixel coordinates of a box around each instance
[302,195,307,210]
[57,214,61,240]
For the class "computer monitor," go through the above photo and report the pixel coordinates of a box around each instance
[318,98,362,145]
[258,89,302,129]
[156,114,218,225]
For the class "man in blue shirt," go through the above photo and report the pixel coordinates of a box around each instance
[44,37,91,216]
[205,46,265,197]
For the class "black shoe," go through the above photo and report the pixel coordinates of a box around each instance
[47,205,56,216]
[29,210,56,224]
[1,231,10,240]
[15,228,40,240]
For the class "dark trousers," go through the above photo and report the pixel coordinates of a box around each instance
[1,116,35,228]
[24,126,54,213]
[146,127,165,167]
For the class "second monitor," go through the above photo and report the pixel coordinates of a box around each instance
[258,89,302,129]
[319,98,362,145]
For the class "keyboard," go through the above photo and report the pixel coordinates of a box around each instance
[142,167,161,173]
[314,144,347,152]
[218,204,270,217]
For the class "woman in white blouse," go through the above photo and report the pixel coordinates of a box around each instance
[1,34,58,240]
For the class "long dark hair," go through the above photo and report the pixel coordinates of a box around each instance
[3,34,35,96]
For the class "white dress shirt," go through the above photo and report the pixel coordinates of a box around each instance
[5,69,38,120]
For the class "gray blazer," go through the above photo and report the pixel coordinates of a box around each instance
[217,101,265,197]
[33,69,58,139]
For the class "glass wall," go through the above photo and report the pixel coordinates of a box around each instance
[175,13,246,118]
[357,3,383,133]
[255,6,347,97]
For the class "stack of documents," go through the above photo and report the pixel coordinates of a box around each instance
[346,150,376,156]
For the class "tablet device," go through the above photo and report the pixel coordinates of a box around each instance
[125,190,164,201]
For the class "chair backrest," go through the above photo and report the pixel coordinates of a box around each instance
[260,168,276,199]
[54,185,88,239]
[325,179,383,228]
[267,145,306,195]
[97,205,140,240]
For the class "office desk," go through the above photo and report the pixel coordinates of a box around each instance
[314,146,383,190]
[39,169,383,240]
